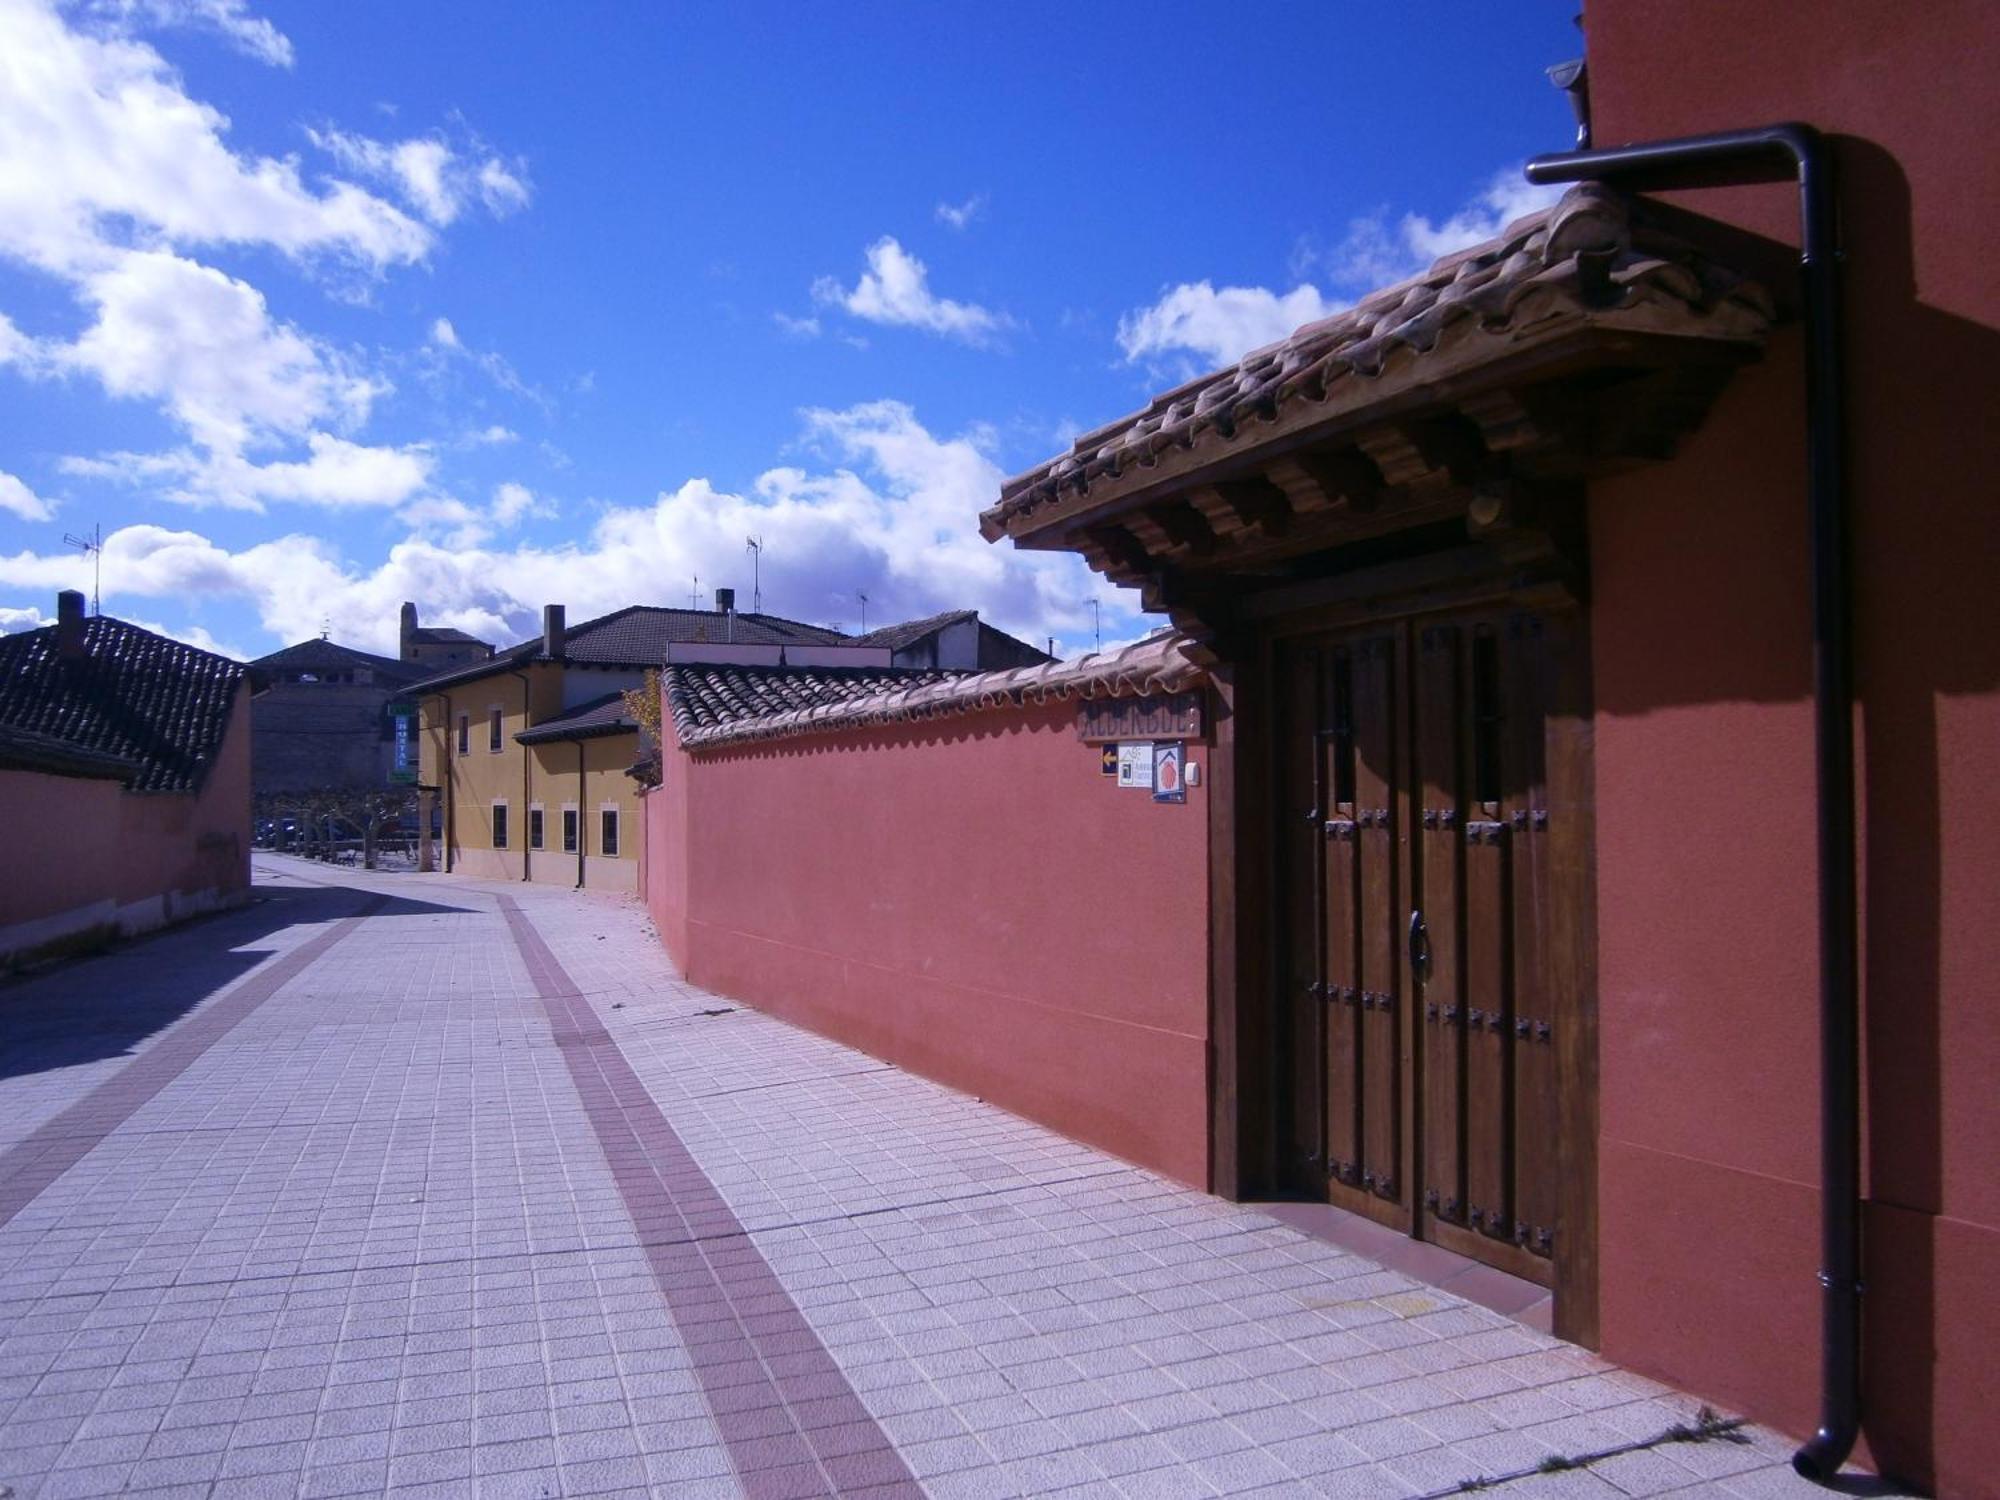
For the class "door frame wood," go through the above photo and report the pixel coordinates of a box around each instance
[1217,561,1599,1346]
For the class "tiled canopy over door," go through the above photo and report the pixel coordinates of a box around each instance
[1279,606,1568,1284]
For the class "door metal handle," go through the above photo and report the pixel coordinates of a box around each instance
[1408,909,1432,984]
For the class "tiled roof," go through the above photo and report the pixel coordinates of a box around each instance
[666,665,960,741]
[407,624,487,644]
[849,610,975,650]
[0,722,143,782]
[983,184,1775,537]
[515,691,640,745]
[0,616,246,793]
[407,605,850,694]
[668,632,1206,753]
[252,638,424,680]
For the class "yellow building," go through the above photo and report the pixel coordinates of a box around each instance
[412,601,851,890]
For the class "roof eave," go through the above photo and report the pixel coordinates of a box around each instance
[985,302,1769,554]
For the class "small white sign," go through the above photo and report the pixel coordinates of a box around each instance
[1117,741,1155,789]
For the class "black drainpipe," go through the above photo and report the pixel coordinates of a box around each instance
[574,740,586,889]
[506,667,535,882]
[425,691,453,873]
[1525,125,1858,1482]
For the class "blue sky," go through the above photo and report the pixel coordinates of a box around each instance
[0,0,1583,660]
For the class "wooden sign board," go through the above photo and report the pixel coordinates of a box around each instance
[1076,691,1204,745]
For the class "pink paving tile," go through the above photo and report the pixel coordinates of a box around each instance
[496,896,917,1498]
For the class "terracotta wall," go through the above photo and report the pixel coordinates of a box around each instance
[1584,2,2000,1489]
[642,703,1213,1187]
[0,680,252,955]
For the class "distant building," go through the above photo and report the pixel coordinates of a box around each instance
[413,591,1047,891]
[247,637,431,797]
[399,601,494,668]
[848,609,1052,671]
[0,591,250,965]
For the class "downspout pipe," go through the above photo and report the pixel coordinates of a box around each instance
[424,692,453,872]
[575,740,586,889]
[1525,125,1859,1482]
[507,668,534,882]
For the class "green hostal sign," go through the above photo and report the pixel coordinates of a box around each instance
[388,700,418,785]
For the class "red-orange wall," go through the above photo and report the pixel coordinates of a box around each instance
[642,703,1213,1187]
[0,680,252,939]
[1585,3,2000,1490]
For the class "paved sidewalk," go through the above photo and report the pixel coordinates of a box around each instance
[0,857,1839,1498]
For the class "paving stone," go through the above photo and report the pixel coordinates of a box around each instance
[0,856,1857,1498]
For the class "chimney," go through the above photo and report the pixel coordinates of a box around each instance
[56,589,85,660]
[542,603,566,660]
[399,601,418,660]
[715,587,735,643]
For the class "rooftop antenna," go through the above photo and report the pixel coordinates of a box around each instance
[320,615,332,640]
[63,523,102,616]
[857,590,868,632]
[690,573,700,610]
[1090,598,1101,653]
[745,536,764,614]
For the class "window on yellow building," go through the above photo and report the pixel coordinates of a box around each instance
[529,808,544,849]
[562,808,578,852]
[492,804,508,848]
[600,808,619,858]
[456,713,469,755]
[488,707,503,752]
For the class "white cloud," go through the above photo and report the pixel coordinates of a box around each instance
[0,470,55,521]
[0,604,49,633]
[476,158,530,215]
[0,1,429,274]
[1117,166,1566,369]
[309,127,532,227]
[1116,282,1339,367]
[123,613,248,658]
[64,432,433,512]
[424,313,543,409]
[488,480,548,529]
[0,403,1135,658]
[1295,166,1566,293]
[79,0,295,67]
[771,311,821,340]
[812,237,1011,347]
[468,424,517,446]
[934,193,986,231]
[57,249,381,453]
[0,3,536,514]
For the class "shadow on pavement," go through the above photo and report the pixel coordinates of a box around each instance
[0,876,475,1084]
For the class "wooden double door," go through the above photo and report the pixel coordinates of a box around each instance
[1277,603,1585,1284]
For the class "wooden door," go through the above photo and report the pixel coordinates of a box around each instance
[1278,605,1570,1284]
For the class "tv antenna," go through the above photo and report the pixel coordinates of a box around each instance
[690,573,701,610]
[857,590,868,633]
[63,523,103,616]
[745,536,764,614]
[1090,598,1102,652]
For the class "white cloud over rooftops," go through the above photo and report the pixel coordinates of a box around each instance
[1116,167,1565,369]
[0,402,1136,660]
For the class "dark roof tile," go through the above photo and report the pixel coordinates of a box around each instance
[0,617,246,793]
[665,664,960,741]
[407,605,851,693]
[514,691,640,745]
[849,610,976,650]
